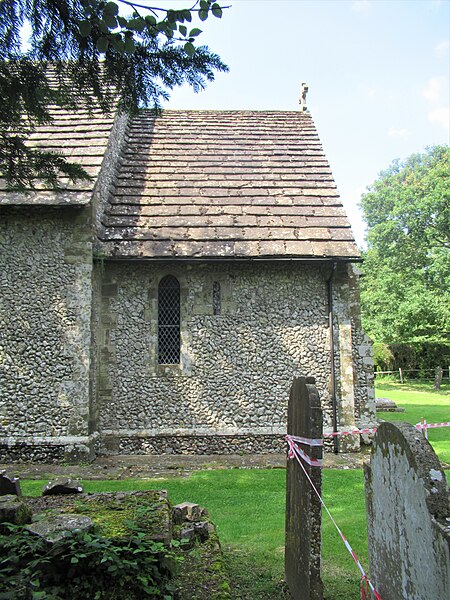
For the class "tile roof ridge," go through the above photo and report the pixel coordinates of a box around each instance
[139,108,314,114]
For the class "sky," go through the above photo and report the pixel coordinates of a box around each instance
[161,0,450,246]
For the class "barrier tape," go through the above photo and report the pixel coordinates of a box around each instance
[323,427,378,438]
[288,434,323,447]
[323,421,450,438]
[286,435,323,467]
[414,421,450,430]
[286,435,382,600]
[284,421,449,597]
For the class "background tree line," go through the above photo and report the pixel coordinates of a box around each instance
[359,145,450,373]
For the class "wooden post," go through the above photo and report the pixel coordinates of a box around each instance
[399,368,404,384]
[420,417,428,440]
[434,367,443,390]
[285,376,323,600]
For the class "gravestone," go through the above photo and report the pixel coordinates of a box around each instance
[0,471,22,496]
[365,421,449,600]
[42,478,83,495]
[285,376,323,600]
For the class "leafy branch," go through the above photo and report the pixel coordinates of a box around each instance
[0,0,229,188]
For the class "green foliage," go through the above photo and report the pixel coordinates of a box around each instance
[0,0,229,188]
[0,523,177,599]
[373,341,450,374]
[360,145,450,344]
[389,341,450,374]
[372,341,394,370]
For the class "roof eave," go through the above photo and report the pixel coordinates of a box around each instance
[95,255,363,264]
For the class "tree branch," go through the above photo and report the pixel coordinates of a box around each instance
[116,0,231,14]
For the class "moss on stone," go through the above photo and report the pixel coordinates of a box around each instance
[68,491,170,540]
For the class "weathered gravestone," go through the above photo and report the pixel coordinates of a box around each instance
[365,421,449,600]
[42,478,83,495]
[0,471,22,496]
[285,376,323,600]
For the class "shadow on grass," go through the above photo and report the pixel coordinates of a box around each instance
[376,380,450,395]
[224,546,361,600]
[224,546,291,600]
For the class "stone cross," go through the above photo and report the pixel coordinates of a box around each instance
[285,376,323,600]
[300,82,309,112]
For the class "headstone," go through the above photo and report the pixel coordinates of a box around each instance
[42,478,84,496]
[285,376,323,600]
[365,421,449,600]
[0,471,22,496]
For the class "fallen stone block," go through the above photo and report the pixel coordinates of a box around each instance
[0,495,32,531]
[173,502,207,524]
[179,525,196,548]
[26,514,94,543]
[193,521,215,542]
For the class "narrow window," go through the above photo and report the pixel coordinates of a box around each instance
[158,275,180,364]
[213,281,221,315]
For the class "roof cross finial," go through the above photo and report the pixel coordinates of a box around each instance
[299,82,309,112]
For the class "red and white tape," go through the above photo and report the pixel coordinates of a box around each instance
[322,421,450,438]
[286,434,382,600]
[288,434,323,447]
[286,435,323,467]
[415,421,450,430]
[323,427,378,438]
[284,420,448,598]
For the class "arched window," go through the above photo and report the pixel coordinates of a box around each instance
[158,275,180,364]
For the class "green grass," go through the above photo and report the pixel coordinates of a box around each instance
[375,379,450,464]
[21,470,366,599]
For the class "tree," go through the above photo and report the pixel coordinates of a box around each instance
[0,0,228,188]
[359,145,450,344]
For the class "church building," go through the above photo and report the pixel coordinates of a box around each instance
[0,89,375,461]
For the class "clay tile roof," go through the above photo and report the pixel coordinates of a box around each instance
[99,109,360,260]
[0,106,115,206]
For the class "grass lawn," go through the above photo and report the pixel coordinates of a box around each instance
[375,379,450,464]
[18,381,449,599]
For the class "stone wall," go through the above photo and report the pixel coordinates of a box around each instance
[0,206,93,461]
[95,260,374,454]
[0,216,374,460]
